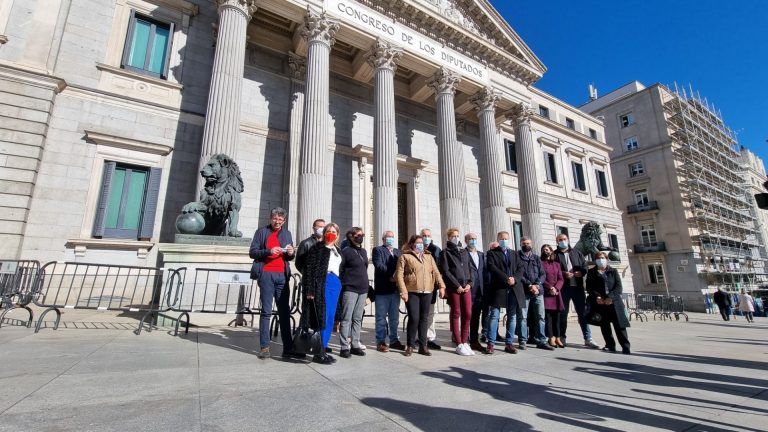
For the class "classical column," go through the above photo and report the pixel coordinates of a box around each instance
[296,8,339,239]
[283,52,306,238]
[428,67,466,233]
[471,87,506,246]
[508,102,544,248]
[199,0,255,165]
[367,39,403,242]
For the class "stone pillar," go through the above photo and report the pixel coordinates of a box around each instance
[198,0,255,165]
[367,39,403,242]
[284,52,306,238]
[429,67,466,233]
[509,102,544,248]
[297,8,339,239]
[471,87,506,246]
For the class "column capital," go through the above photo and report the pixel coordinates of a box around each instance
[217,0,257,19]
[470,86,501,113]
[428,67,461,96]
[302,7,340,47]
[366,38,403,71]
[287,52,307,81]
[507,102,535,128]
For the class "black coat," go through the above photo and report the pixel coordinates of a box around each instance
[462,248,485,303]
[713,290,732,307]
[555,247,587,290]
[301,242,345,331]
[372,245,400,295]
[586,266,630,328]
[439,242,471,291]
[485,247,524,309]
[341,246,369,294]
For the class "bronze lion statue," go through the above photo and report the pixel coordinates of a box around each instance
[181,154,243,237]
[574,221,620,262]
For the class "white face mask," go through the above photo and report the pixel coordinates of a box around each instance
[595,258,608,268]
[449,237,460,245]
[315,227,324,237]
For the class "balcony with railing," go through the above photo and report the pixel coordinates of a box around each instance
[633,242,667,253]
[627,201,659,214]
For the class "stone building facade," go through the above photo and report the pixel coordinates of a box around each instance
[0,0,632,291]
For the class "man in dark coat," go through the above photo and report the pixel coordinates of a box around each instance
[554,233,599,349]
[485,231,524,354]
[295,218,325,274]
[713,287,732,321]
[249,207,296,359]
[518,236,552,350]
[421,228,442,350]
[462,232,487,352]
[372,230,405,351]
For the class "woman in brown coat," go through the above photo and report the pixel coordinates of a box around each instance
[396,234,446,356]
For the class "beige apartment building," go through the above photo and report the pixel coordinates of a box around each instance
[583,81,766,310]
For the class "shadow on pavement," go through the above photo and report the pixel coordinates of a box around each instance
[361,397,535,431]
[423,366,753,432]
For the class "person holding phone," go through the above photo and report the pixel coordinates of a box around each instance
[249,207,296,360]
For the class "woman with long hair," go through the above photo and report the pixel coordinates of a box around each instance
[541,244,565,348]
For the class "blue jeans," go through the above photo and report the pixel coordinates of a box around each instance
[375,292,401,344]
[321,273,342,348]
[519,294,546,345]
[560,285,592,341]
[486,289,519,345]
[258,272,292,350]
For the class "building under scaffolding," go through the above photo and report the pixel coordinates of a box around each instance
[582,81,766,311]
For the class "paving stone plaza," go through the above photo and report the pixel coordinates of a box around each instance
[0,312,765,431]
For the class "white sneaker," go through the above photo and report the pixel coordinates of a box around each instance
[467,344,476,356]
[455,345,464,355]
[458,343,473,356]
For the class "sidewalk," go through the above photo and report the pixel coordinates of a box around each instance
[0,311,765,431]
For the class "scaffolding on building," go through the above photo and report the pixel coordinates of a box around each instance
[662,83,764,293]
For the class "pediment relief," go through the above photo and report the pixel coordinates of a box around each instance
[353,0,544,85]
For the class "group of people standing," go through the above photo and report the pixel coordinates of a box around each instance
[249,207,631,365]
[713,287,757,323]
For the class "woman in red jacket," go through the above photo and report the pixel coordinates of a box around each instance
[541,244,565,348]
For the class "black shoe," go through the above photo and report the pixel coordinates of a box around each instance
[622,349,631,355]
[480,335,487,343]
[282,351,306,360]
[537,344,554,351]
[601,346,617,353]
[389,340,407,351]
[312,354,334,364]
[427,340,442,350]
[325,347,333,354]
[350,347,366,356]
[339,349,351,358]
[517,344,527,350]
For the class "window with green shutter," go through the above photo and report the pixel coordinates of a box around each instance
[93,162,162,240]
[121,11,174,79]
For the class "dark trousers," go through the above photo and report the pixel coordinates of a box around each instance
[599,305,630,352]
[469,295,486,343]
[406,292,431,348]
[258,272,292,350]
[545,310,561,338]
[560,285,592,341]
[718,305,731,321]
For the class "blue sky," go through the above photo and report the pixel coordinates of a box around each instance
[493,0,768,168]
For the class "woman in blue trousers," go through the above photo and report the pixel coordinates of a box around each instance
[302,222,345,364]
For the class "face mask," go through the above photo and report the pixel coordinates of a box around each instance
[423,237,432,246]
[498,239,509,250]
[353,235,364,245]
[315,228,324,237]
[595,258,608,268]
[522,245,532,253]
[414,243,424,252]
[449,237,459,245]
[324,232,337,243]
[385,237,395,247]
[467,239,477,249]
[541,251,550,259]
[558,240,568,249]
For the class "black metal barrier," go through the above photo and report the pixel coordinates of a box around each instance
[32,261,176,334]
[633,294,688,322]
[164,268,301,337]
[0,260,41,328]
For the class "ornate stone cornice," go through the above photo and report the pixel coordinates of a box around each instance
[507,102,534,128]
[470,86,500,112]
[302,7,340,47]
[287,52,306,81]
[428,67,460,96]
[365,38,404,71]
[217,0,257,19]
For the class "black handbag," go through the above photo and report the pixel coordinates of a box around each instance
[585,298,604,326]
[292,299,322,355]
[367,285,376,303]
